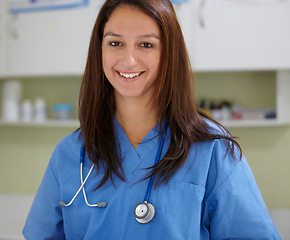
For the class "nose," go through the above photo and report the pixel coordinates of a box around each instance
[122,46,138,68]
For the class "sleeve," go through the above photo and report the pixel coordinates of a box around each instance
[22,147,65,240]
[204,141,281,240]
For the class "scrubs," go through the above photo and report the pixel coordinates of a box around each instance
[23,119,281,239]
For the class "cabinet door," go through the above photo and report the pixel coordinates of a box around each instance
[173,1,197,70]
[192,0,290,71]
[7,1,99,76]
[0,0,7,77]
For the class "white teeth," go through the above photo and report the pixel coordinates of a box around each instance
[119,72,141,78]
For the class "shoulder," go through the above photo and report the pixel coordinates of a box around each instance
[193,118,242,186]
[53,129,82,155]
[189,136,241,173]
[202,117,230,136]
[188,117,240,169]
[185,137,257,210]
[202,139,243,197]
[49,129,83,170]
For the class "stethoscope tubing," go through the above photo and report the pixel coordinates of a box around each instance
[79,146,106,207]
[59,161,95,207]
[60,146,105,208]
[134,124,167,224]
[143,130,166,203]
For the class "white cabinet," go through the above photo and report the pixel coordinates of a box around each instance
[173,1,290,127]
[6,0,98,77]
[175,0,290,71]
[0,1,7,77]
[3,0,290,75]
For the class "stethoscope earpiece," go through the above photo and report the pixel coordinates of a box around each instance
[134,201,155,224]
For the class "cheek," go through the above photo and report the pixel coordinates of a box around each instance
[102,51,112,77]
[150,56,161,76]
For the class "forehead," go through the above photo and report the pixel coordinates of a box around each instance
[103,5,160,36]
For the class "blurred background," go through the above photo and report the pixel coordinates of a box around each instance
[0,0,290,239]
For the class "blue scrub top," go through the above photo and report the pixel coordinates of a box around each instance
[23,119,281,239]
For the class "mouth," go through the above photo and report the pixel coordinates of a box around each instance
[117,71,144,79]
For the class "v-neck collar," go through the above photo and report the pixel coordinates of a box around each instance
[113,117,162,173]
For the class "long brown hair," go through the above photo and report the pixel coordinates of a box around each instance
[79,0,241,189]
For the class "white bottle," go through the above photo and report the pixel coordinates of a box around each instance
[34,98,47,122]
[21,100,33,122]
[2,80,22,122]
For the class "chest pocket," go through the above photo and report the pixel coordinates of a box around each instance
[152,180,206,240]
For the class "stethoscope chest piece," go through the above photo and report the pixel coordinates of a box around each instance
[134,201,155,224]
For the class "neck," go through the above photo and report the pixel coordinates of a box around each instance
[115,94,158,148]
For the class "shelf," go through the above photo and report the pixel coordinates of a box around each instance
[0,119,80,128]
[221,119,290,128]
[0,118,289,129]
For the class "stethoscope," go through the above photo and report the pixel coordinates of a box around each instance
[59,128,166,224]
[133,129,165,224]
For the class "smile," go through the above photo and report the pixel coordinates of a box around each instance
[118,71,143,79]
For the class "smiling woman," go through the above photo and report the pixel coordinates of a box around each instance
[102,5,161,103]
[23,0,281,239]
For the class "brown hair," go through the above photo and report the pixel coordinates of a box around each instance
[79,0,241,189]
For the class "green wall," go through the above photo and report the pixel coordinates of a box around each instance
[230,126,290,208]
[0,72,289,208]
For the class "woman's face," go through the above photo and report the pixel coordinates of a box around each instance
[102,5,161,102]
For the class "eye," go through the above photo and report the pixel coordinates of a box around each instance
[140,42,153,48]
[109,41,122,47]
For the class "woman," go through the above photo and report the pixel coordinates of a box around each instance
[23,0,281,239]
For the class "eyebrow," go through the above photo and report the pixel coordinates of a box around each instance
[103,32,160,40]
